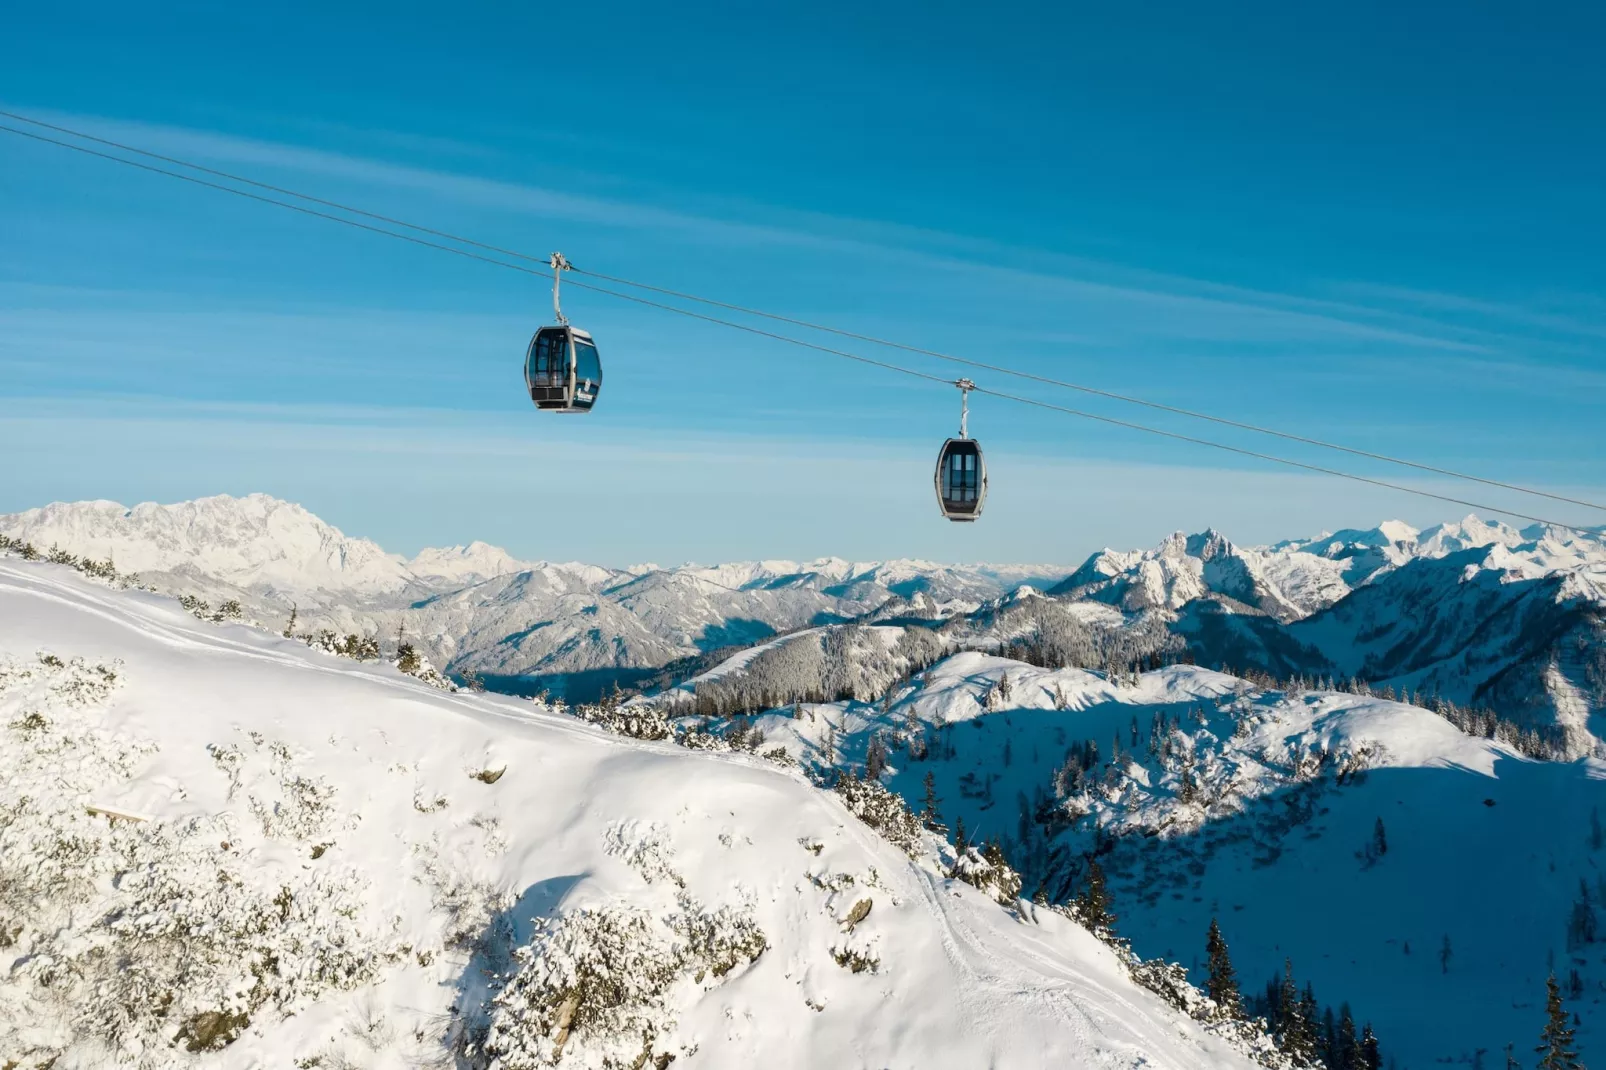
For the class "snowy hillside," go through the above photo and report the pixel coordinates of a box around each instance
[0,557,1278,1070]
[678,650,1606,1067]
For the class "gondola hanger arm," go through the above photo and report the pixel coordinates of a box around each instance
[550,251,573,326]
[955,378,975,439]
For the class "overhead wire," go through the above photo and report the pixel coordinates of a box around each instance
[1,113,1598,532]
[6,108,1597,516]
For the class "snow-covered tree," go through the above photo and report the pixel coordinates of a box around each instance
[1077,860,1116,938]
[1536,972,1582,1069]
[1205,918,1243,1020]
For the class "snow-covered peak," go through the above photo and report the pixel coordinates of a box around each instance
[0,493,414,594]
[407,540,537,585]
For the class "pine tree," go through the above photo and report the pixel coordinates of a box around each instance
[1204,918,1242,1019]
[866,734,887,780]
[920,771,944,832]
[1536,973,1582,1069]
[283,603,298,638]
[1179,763,1199,805]
[1373,817,1388,857]
[1274,960,1317,1063]
[1078,860,1116,936]
[823,724,837,766]
[1362,1025,1382,1070]
[1299,983,1322,1064]
[953,815,969,856]
[1338,1004,1361,1070]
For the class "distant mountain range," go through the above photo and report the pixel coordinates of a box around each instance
[4,494,1603,742]
[0,494,1067,696]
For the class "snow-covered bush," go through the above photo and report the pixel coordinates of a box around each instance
[305,630,382,661]
[832,770,924,858]
[484,897,766,1069]
[0,657,396,1066]
[950,841,1023,905]
[574,692,672,741]
[394,641,457,690]
[1,534,130,586]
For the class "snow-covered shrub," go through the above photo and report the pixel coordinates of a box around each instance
[484,897,766,1069]
[413,846,516,954]
[574,693,672,741]
[0,657,397,1066]
[605,820,683,888]
[1,534,129,585]
[304,630,382,661]
[950,841,1023,905]
[394,642,457,690]
[832,770,924,858]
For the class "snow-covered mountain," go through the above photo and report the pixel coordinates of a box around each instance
[0,496,1072,696]
[1040,518,1606,749]
[6,495,1604,732]
[673,648,1606,1067]
[0,556,1275,1069]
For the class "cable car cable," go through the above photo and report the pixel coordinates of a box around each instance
[0,119,1596,530]
[3,108,1598,515]
[0,121,956,388]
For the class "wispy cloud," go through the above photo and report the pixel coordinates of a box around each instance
[8,105,1534,356]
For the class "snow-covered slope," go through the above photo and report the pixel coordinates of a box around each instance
[0,558,1267,1070]
[686,651,1606,1068]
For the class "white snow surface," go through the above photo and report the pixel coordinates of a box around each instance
[723,652,1606,1067]
[0,558,1264,1070]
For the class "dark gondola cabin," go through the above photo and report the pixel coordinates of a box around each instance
[524,325,601,413]
[935,437,986,521]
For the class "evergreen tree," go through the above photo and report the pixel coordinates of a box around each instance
[1274,960,1318,1065]
[823,724,837,766]
[1536,973,1582,1069]
[1299,983,1322,1064]
[1362,1024,1382,1070]
[920,771,944,832]
[1204,918,1242,1019]
[1373,817,1388,858]
[1320,1006,1337,1067]
[283,603,298,638]
[1078,860,1116,936]
[1441,934,1453,974]
[866,734,888,780]
[953,815,968,856]
[1338,1004,1361,1070]
[1179,763,1199,805]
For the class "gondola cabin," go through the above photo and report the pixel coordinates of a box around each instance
[525,325,601,413]
[935,437,986,521]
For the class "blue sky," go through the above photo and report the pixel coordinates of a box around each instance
[2,2,1603,565]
